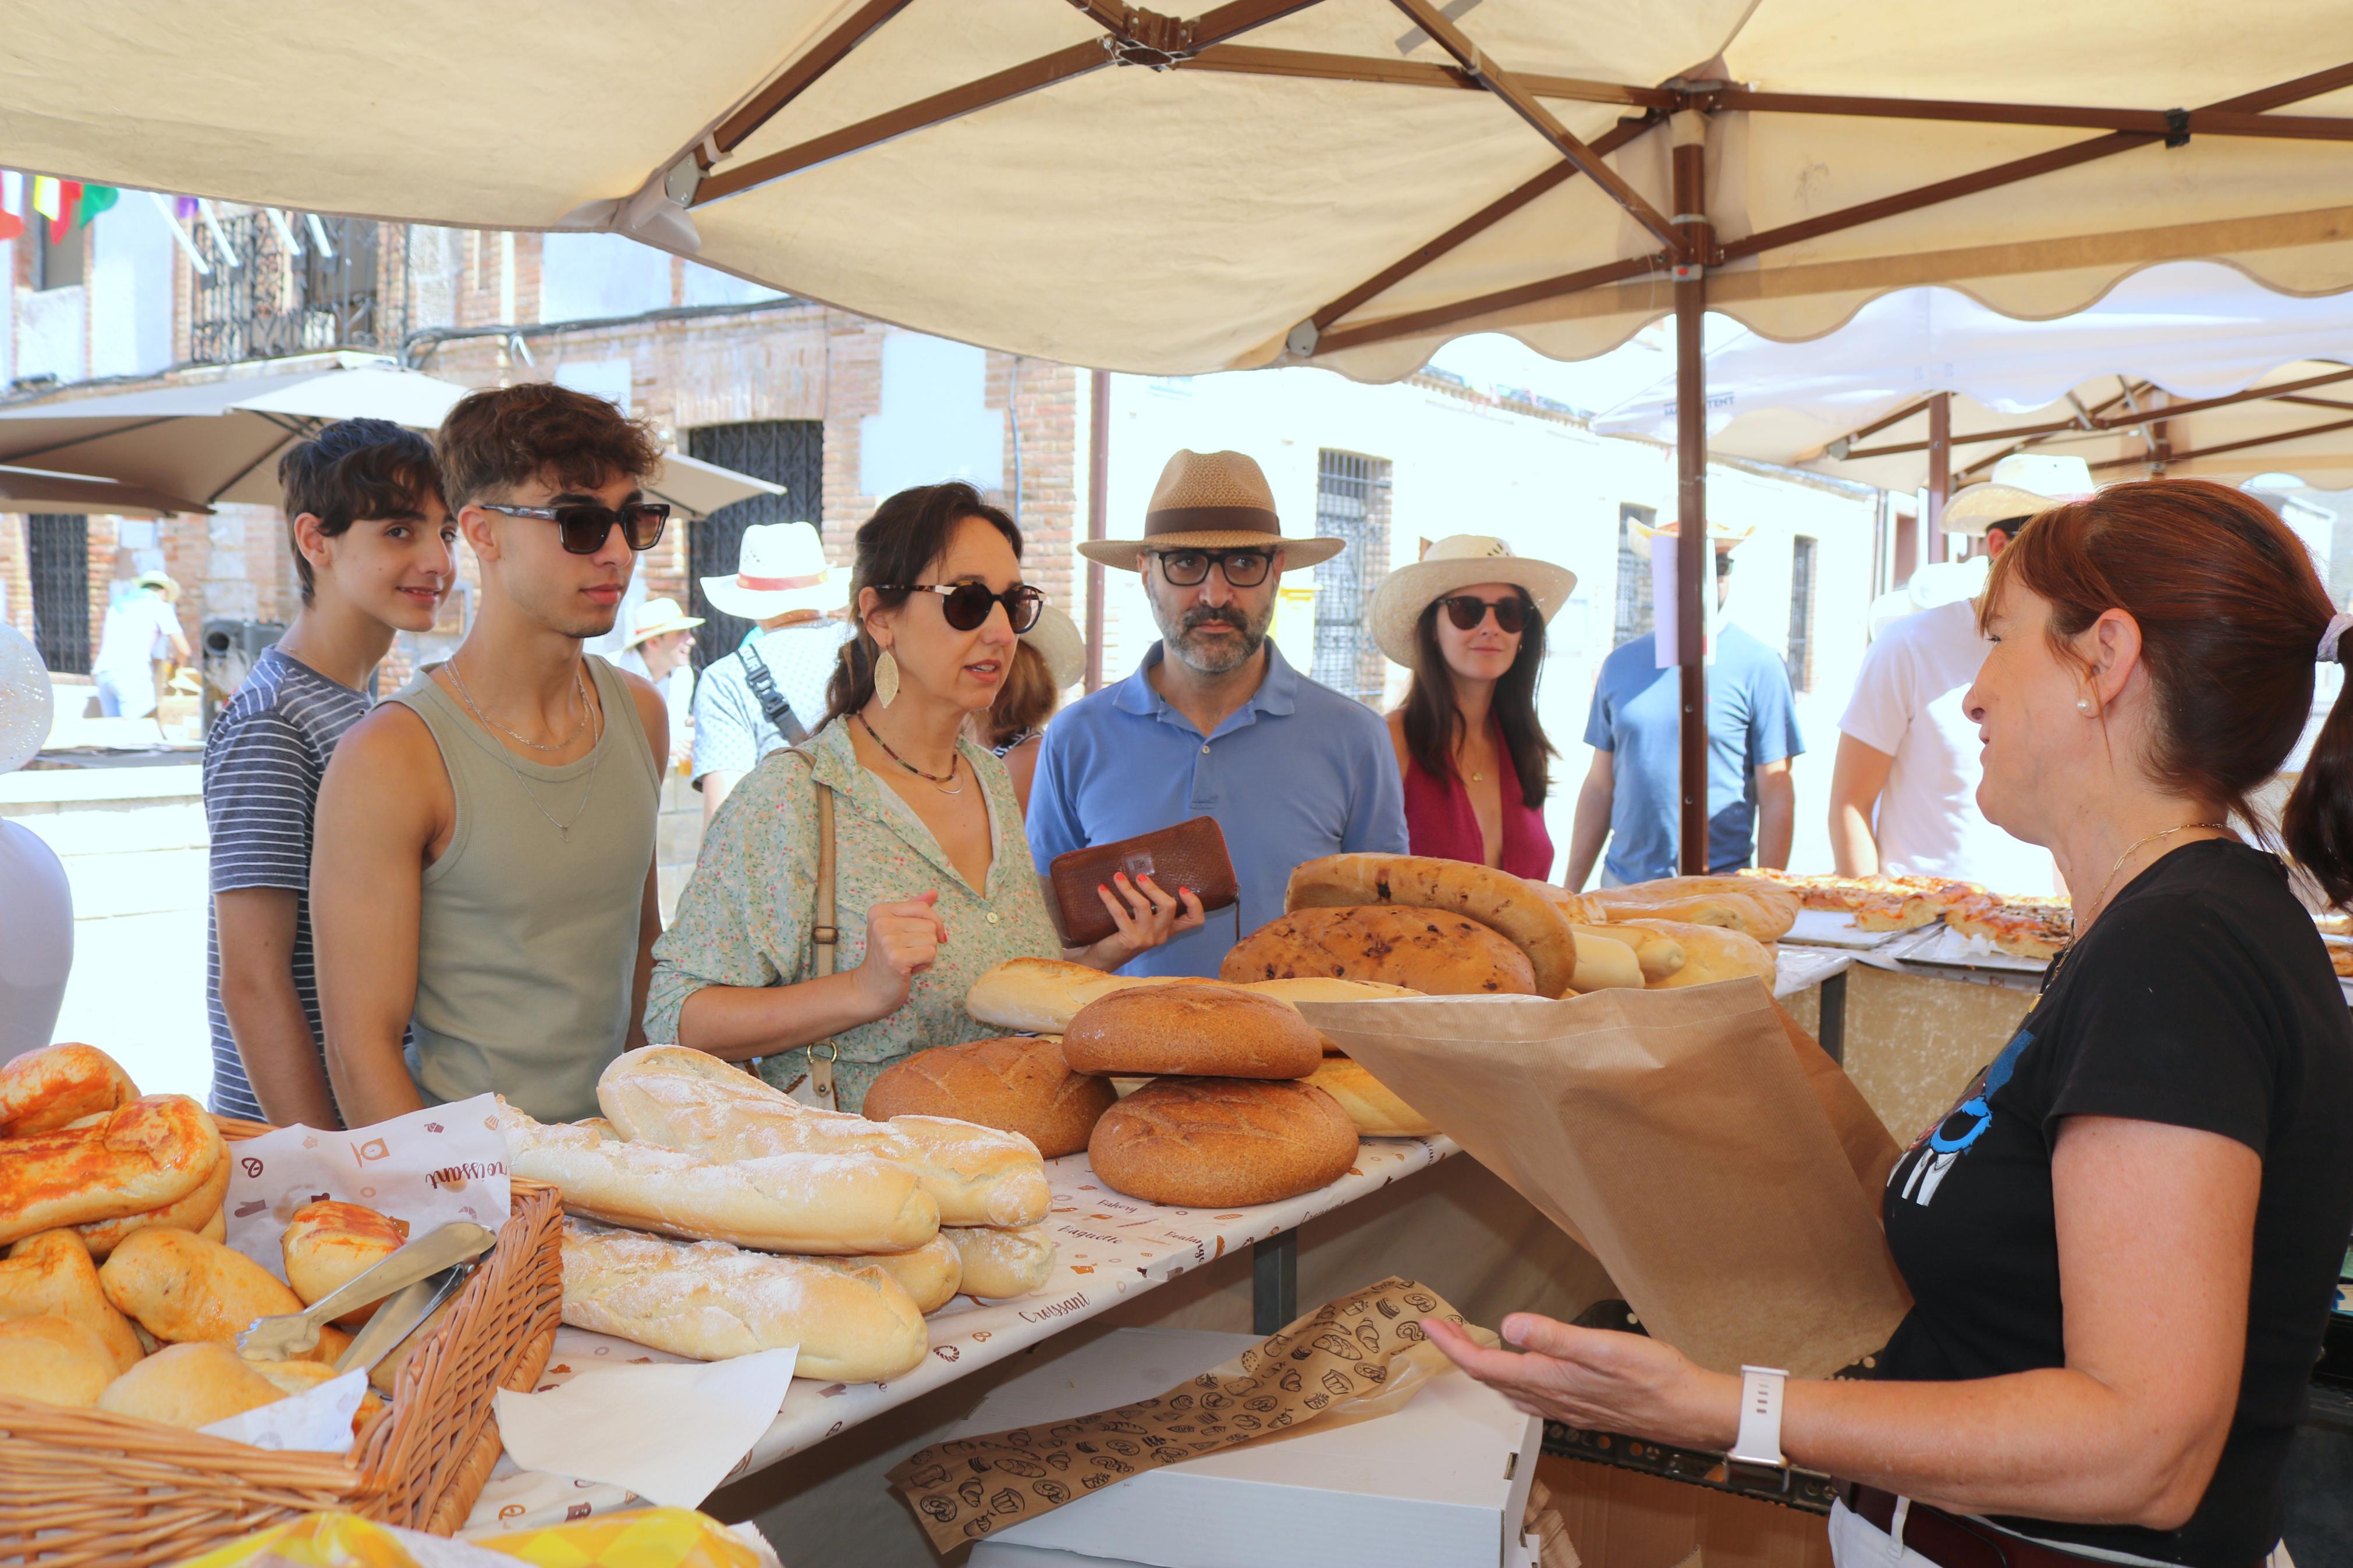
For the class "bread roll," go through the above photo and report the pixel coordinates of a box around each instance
[1286,854,1580,998]
[0,1044,139,1137]
[964,957,1183,1034]
[0,1229,143,1373]
[1222,905,1538,995]
[861,1037,1113,1159]
[0,1314,119,1407]
[198,1205,226,1243]
[1064,984,1323,1080]
[943,1224,1056,1299]
[72,1139,231,1259]
[560,1221,927,1382]
[0,1094,226,1246]
[499,1100,939,1255]
[1567,922,1686,984]
[251,1356,388,1435]
[97,1341,285,1430]
[283,1201,410,1327]
[1089,1078,1359,1208]
[819,1233,962,1314]
[1615,918,1777,989]
[598,1047,1048,1228]
[1562,931,1644,991]
[1305,1057,1438,1139]
[98,1226,303,1346]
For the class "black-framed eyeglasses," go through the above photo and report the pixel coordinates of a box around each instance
[1439,593,1531,634]
[481,500,670,555]
[1149,547,1276,588]
[892,582,1046,634]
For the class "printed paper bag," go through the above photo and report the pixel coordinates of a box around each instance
[1301,983,1912,1377]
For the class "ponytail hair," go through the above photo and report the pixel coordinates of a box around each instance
[1982,478,2353,903]
[823,482,1022,726]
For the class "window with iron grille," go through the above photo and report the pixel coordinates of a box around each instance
[684,420,825,670]
[1311,450,1392,705]
[1613,503,1656,645]
[27,515,90,674]
[191,212,400,364]
[1787,535,1819,692]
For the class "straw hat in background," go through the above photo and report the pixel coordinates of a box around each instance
[1940,454,2095,535]
[700,522,841,620]
[1369,535,1577,668]
[622,596,704,649]
[132,571,181,603]
[1624,517,1758,549]
[1077,449,1345,571]
[1021,604,1086,691]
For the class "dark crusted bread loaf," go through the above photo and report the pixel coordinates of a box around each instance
[1219,905,1538,995]
[1062,984,1323,1080]
[1087,1077,1358,1207]
[861,1037,1115,1158]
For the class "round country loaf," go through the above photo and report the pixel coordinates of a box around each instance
[1220,905,1538,995]
[861,1037,1115,1158]
[1062,984,1323,1080]
[1088,1077,1359,1208]
[1284,854,1580,997]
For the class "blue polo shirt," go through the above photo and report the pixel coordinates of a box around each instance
[1026,641,1408,978]
[1583,625,1804,884]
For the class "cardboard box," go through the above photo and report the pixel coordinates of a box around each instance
[1537,1453,1833,1568]
[959,1328,1542,1568]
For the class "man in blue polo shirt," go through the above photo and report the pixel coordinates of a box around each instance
[1028,449,1407,977]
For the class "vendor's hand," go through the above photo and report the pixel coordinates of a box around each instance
[1078,873,1205,970]
[1421,1313,1741,1454]
[852,891,946,1016]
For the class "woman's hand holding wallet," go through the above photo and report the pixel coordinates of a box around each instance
[1073,872,1205,971]
[852,890,949,1016]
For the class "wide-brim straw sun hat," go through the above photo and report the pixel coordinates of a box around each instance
[133,571,182,603]
[1077,449,1345,572]
[1940,454,2095,535]
[622,595,705,649]
[1371,535,1577,668]
[1021,603,1085,691]
[700,521,843,620]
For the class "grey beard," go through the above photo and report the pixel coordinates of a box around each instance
[1157,604,1270,675]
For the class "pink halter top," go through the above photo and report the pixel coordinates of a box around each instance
[1401,720,1555,879]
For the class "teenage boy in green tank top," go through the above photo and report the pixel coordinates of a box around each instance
[312,384,673,1125]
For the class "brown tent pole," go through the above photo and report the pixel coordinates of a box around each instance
[1927,391,1952,560]
[1085,369,1111,693]
[1674,113,1710,876]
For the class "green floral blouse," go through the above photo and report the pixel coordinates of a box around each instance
[644,717,1064,1111]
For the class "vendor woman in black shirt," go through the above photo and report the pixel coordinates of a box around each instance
[1427,478,2353,1568]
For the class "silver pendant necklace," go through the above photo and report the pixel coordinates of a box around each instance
[448,653,589,752]
[446,660,605,841]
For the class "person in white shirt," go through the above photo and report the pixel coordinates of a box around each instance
[90,572,191,720]
[614,596,702,767]
[1829,456,2087,891]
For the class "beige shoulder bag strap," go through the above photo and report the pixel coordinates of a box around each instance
[804,774,840,1109]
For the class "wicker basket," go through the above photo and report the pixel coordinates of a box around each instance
[0,1117,562,1566]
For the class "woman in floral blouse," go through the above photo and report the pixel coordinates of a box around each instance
[644,483,1199,1111]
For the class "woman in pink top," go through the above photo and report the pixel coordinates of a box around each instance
[1372,536,1577,878]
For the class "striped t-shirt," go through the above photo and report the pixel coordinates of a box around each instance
[203,645,371,1122]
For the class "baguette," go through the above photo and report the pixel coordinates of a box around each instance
[1305,1057,1438,1139]
[964,957,1184,1035]
[1286,854,1580,998]
[0,1045,140,1137]
[818,1233,963,1314]
[0,1315,123,1408]
[98,1226,304,1346]
[0,1229,144,1373]
[560,1221,927,1381]
[942,1224,1057,1300]
[1526,881,1609,927]
[1567,922,1686,984]
[598,1047,1048,1229]
[1562,931,1644,990]
[499,1100,939,1256]
[0,1095,226,1246]
[1596,877,1798,942]
[1614,918,1777,989]
[71,1139,231,1259]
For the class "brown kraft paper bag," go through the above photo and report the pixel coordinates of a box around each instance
[1298,980,1912,1378]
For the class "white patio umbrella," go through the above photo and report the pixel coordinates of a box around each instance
[0,365,783,515]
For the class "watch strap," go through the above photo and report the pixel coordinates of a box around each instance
[1727,1364,1790,1470]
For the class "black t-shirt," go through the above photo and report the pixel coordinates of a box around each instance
[1880,841,2353,1567]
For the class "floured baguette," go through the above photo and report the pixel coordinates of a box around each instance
[498,1100,938,1256]
[0,1095,226,1246]
[942,1224,1057,1300]
[1614,918,1777,989]
[598,1047,1048,1228]
[1286,854,1580,998]
[817,1232,963,1315]
[1567,922,1686,984]
[560,1219,927,1381]
[964,957,1187,1035]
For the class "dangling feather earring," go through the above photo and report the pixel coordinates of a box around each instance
[874,645,901,708]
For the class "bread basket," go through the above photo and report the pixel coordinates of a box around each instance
[0,1117,561,1566]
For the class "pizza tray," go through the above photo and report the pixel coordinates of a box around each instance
[1893,922,2053,976]
[1781,908,1929,951]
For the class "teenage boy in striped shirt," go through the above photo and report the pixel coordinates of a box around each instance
[202,419,456,1125]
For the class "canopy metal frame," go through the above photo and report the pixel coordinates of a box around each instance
[629,0,2352,872]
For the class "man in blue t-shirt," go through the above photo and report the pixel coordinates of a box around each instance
[1564,546,1802,887]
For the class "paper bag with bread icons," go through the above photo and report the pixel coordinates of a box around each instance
[889,1277,1494,1552]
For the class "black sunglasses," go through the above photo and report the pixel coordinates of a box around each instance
[893,582,1046,634]
[481,500,670,555]
[1150,547,1275,588]
[1439,593,1530,634]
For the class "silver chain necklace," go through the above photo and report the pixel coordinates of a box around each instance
[446,654,589,752]
[444,660,605,842]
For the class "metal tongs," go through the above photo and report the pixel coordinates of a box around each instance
[237,1221,496,1370]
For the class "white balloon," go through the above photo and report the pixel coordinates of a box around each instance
[0,623,54,777]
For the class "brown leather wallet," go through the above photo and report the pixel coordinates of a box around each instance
[1046,817,1238,948]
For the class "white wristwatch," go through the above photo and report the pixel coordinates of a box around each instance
[1726,1364,1790,1477]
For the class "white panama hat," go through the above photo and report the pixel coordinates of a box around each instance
[1020,603,1085,691]
[700,522,843,621]
[622,595,705,649]
[1941,454,2095,535]
[1370,535,1577,668]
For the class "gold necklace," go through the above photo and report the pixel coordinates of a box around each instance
[2083,822,2227,923]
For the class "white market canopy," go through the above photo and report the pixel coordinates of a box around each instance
[1588,261,2353,488]
[5,1,2353,382]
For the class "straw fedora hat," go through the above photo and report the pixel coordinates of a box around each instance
[1371,535,1577,667]
[1077,449,1345,572]
[132,571,181,603]
[1625,517,1756,549]
[1940,454,2094,535]
[1021,603,1085,691]
[700,522,842,620]
[622,595,705,649]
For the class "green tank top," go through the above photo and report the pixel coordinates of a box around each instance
[389,656,659,1122]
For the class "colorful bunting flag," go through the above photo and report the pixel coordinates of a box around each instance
[77,185,117,226]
